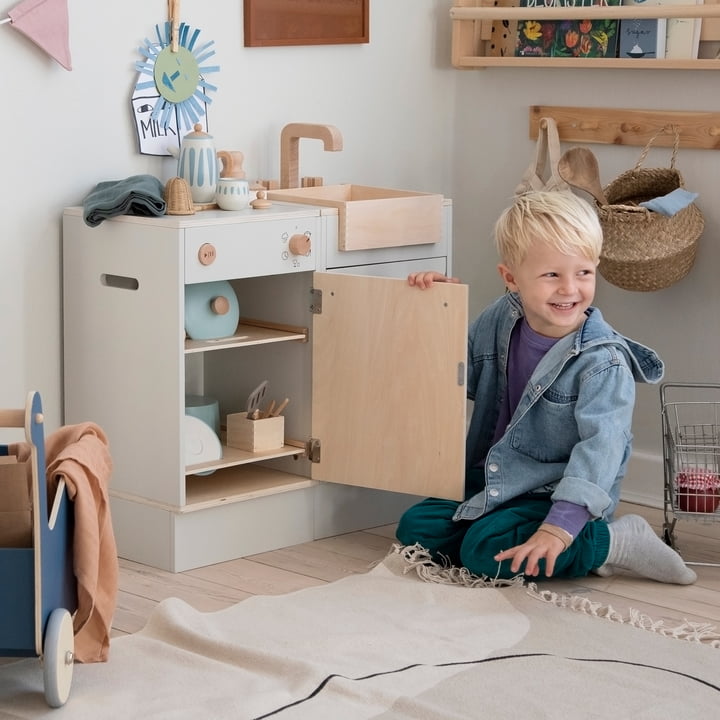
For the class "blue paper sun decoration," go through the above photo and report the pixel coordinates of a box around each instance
[135,21,219,132]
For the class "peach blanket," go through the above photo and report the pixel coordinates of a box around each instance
[12,422,117,663]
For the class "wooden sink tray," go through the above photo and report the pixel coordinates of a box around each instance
[267,184,443,251]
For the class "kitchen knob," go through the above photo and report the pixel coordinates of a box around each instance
[210,296,230,315]
[288,233,311,256]
[198,243,217,265]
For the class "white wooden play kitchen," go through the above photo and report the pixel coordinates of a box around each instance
[62,195,467,572]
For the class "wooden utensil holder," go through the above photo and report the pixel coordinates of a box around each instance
[226,413,284,452]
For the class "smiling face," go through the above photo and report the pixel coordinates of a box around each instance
[498,241,597,338]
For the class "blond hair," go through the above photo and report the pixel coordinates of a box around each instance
[494,191,603,268]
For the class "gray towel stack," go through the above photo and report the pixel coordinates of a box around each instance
[82,174,166,227]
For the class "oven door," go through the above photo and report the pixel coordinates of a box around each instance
[310,271,466,501]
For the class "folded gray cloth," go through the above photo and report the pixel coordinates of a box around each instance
[83,174,166,227]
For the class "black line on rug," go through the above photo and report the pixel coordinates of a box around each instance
[252,652,720,719]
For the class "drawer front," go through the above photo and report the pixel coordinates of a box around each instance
[322,201,451,270]
[185,217,321,283]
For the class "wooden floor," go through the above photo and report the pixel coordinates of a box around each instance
[112,502,720,638]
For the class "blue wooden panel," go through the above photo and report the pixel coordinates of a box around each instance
[0,549,35,654]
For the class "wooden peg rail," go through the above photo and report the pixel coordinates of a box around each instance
[529,107,720,150]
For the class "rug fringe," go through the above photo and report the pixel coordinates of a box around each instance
[389,543,525,589]
[526,583,720,648]
[388,544,720,648]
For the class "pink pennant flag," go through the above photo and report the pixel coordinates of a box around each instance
[6,0,72,70]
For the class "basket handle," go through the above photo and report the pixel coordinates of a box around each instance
[635,126,680,171]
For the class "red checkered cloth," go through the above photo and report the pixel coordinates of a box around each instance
[676,469,720,492]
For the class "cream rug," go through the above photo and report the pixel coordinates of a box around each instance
[1,545,719,719]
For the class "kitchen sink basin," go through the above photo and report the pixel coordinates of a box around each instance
[266,184,443,252]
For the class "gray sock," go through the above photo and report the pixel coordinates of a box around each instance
[595,514,697,585]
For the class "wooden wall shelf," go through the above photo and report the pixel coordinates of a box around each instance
[451,0,720,69]
[529,106,720,149]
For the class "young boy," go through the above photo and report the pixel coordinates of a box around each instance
[397,191,696,585]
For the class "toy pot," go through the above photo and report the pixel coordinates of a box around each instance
[215,178,250,210]
[169,123,219,204]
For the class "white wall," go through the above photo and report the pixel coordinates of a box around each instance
[0,0,456,428]
[3,0,716,504]
[453,69,720,505]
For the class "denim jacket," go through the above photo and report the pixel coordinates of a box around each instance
[458,292,664,523]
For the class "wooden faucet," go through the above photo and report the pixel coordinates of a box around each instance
[280,123,343,189]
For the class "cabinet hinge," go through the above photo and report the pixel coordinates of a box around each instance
[306,438,321,463]
[310,288,322,314]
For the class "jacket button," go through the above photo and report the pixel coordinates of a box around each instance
[489,489,499,497]
[488,463,499,472]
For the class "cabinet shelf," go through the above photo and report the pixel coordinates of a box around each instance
[184,318,308,354]
[185,466,315,513]
[184,440,305,476]
[451,0,720,69]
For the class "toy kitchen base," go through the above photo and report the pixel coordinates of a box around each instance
[63,200,467,572]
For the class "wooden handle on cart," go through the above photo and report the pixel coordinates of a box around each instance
[0,408,25,427]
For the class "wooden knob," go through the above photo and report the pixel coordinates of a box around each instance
[210,296,230,315]
[198,243,216,265]
[288,233,311,256]
[251,190,272,210]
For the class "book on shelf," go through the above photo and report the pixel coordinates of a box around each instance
[659,0,703,59]
[515,0,621,58]
[618,0,666,59]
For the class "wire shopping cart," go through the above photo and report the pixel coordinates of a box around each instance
[660,382,720,568]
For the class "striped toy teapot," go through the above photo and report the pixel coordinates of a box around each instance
[169,123,218,204]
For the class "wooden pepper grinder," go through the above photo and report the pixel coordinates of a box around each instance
[217,150,246,179]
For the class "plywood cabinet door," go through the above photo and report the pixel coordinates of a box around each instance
[311,272,467,501]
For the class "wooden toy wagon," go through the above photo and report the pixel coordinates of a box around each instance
[0,391,77,707]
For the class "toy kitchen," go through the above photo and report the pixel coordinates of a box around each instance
[62,124,467,572]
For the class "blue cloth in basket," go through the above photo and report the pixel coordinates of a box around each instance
[639,188,698,217]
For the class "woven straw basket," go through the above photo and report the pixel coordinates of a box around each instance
[164,176,196,215]
[597,129,703,292]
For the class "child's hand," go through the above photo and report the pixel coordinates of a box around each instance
[494,531,566,577]
[407,271,460,289]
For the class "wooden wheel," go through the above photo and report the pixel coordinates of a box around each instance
[43,608,74,707]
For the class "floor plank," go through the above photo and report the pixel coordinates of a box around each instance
[246,542,385,583]
[186,558,326,596]
[112,502,720,637]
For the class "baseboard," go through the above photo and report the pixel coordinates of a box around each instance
[620,450,664,509]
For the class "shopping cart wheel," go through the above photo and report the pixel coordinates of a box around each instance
[43,608,74,707]
[662,526,676,549]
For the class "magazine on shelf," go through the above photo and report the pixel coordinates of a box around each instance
[618,0,667,59]
[659,0,703,59]
[515,0,622,58]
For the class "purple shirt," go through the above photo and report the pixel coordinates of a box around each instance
[496,318,591,538]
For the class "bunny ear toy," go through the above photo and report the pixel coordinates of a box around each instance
[1,0,72,71]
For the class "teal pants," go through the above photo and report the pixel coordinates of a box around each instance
[396,496,611,579]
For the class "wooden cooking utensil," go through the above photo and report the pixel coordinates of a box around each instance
[558,147,608,206]
[246,380,268,419]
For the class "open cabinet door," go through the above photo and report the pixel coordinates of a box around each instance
[311,273,467,501]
